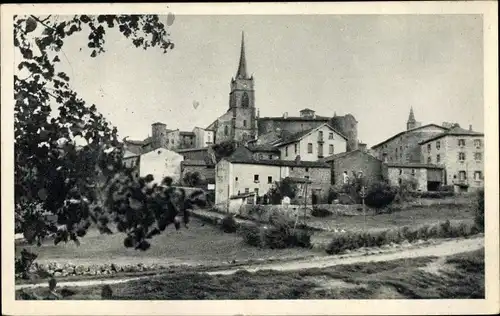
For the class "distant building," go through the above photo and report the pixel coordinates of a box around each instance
[324,149,384,187]
[139,147,184,184]
[419,125,484,192]
[371,108,449,163]
[192,127,214,148]
[383,162,445,192]
[329,113,359,152]
[273,123,347,161]
[207,32,258,144]
[215,146,331,205]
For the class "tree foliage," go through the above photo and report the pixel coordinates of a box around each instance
[364,181,398,213]
[212,141,238,162]
[13,14,196,248]
[267,178,298,205]
[182,171,202,188]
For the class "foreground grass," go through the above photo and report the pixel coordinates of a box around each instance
[17,248,484,300]
[15,218,321,266]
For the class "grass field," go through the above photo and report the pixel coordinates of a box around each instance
[17,248,484,300]
[15,218,321,266]
[308,203,475,232]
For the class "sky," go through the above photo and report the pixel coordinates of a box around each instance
[34,14,484,146]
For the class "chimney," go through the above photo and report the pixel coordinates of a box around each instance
[469,124,472,131]
[283,112,288,119]
[358,143,367,152]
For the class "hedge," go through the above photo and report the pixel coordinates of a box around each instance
[325,220,480,255]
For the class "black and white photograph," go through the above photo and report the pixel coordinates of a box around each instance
[1,2,498,315]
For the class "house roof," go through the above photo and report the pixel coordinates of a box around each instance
[300,108,315,112]
[418,126,484,145]
[225,154,330,168]
[273,123,348,147]
[384,162,444,169]
[371,124,449,149]
[230,192,255,200]
[123,150,140,159]
[181,160,210,166]
[175,146,210,153]
[258,116,330,122]
[322,149,380,163]
[180,131,195,136]
[247,144,280,153]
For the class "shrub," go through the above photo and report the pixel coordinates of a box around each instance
[325,220,478,255]
[364,181,397,213]
[15,249,38,280]
[474,188,484,231]
[220,214,238,233]
[240,225,261,247]
[311,208,332,218]
[101,285,113,299]
[415,191,455,199]
[438,185,455,192]
[205,191,215,205]
[267,178,298,204]
[327,188,339,204]
[240,218,312,249]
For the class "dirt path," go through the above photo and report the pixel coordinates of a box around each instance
[16,236,483,291]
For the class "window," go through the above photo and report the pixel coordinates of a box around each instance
[458,139,465,147]
[224,125,229,136]
[436,154,441,163]
[329,132,334,139]
[396,148,398,155]
[305,168,309,172]
[427,144,431,152]
[398,178,402,185]
[235,177,238,181]
[458,152,466,161]
[268,154,273,160]
[329,144,334,155]
[308,143,313,153]
[285,146,288,157]
[427,156,432,164]
[318,131,323,140]
[436,141,441,150]
[254,174,259,183]
[474,153,482,161]
[243,120,247,127]
[399,169,402,175]
[474,171,482,181]
[254,188,259,196]
[305,176,310,179]
[411,169,416,176]
[474,139,482,148]
[458,171,467,181]
[294,144,298,154]
[245,188,249,193]
[268,176,272,184]
[241,92,249,108]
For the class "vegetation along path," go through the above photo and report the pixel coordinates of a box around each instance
[16,236,483,290]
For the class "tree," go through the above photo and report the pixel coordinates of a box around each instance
[182,171,202,187]
[13,14,200,249]
[364,181,398,214]
[212,140,237,162]
[267,178,298,205]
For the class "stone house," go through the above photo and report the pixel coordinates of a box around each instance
[180,160,215,184]
[324,149,384,187]
[419,125,484,192]
[215,147,331,205]
[139,147,184,184]
[383,162,445,192]
[273,123,347,162]
[192,127,214,148]
[371,108,449,164]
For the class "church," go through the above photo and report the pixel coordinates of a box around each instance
[206,33,259,144]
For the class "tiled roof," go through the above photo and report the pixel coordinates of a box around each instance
[371,124,449,149]
[181,160,210,166]
[419,127,484,145]
[259,116,330,122]
[285,176,313,184]
[273,123,348,147]
[322,149,380,162]
[248,144,280,153]
[384,162,444,169]
[225,155,330,168]
[180,131,195,136]
[176,147,210,153]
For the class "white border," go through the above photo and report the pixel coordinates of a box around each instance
[2,2,499,315]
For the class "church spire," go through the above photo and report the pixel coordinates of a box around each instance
[408,106,416,123]
[236,32,248,79]
[407,106,417,130]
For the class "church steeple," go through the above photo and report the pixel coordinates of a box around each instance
[407,106,417,130]
[236,32,248,79]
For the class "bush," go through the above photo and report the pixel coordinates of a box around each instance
[413,191,455,199]
[364,181,397,213]
[474,188,484,231]
[267,178,298,204]
[220,214,238,233]
[311,208,332,218]
[439,185,455,192]
[15,249,38,280]
[325,220,478,255]
[240,225,261,247]
[327,188,339,204]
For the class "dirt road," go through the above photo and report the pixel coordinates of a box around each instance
[15,236,484,290]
